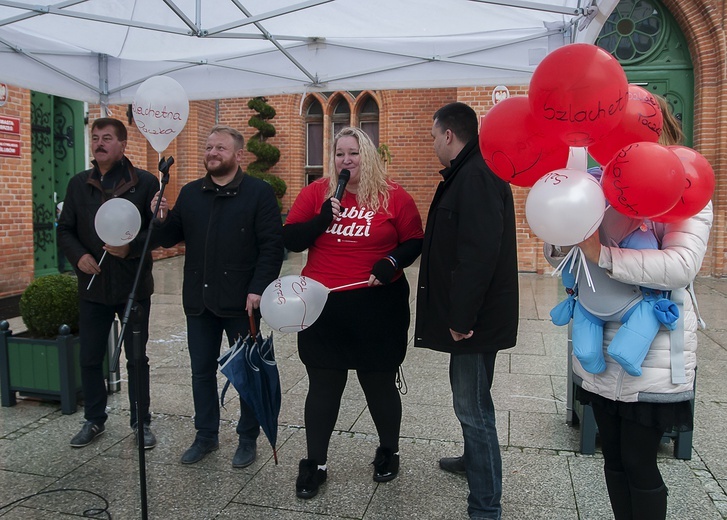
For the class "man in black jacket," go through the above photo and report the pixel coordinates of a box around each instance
[58,117,158,449]
[153,125,284,467]
[414,102,519,520]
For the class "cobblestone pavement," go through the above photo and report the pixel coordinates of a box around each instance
[1,254,726,519]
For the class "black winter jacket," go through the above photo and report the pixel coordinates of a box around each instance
[414,139,519,354]
[57,157,157,305]
[154,169,284,317]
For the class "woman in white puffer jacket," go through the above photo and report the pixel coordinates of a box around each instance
[546,95,713,520]
[559,199,713,520]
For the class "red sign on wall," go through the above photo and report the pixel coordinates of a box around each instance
[0,116,20,135]
[0,138,21,157]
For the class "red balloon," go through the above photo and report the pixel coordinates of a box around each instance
[601,142,685,218]
[529,43,629,147]
[479,97,569,187]
[652,146,715,223]
[588,85,663,165]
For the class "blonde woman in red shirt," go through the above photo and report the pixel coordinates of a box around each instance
[283,127,423,499]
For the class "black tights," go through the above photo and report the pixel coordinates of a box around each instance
[592,403,666,489]
[304,366,401,464]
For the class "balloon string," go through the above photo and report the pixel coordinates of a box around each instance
[552,247,577,278]
[576,247,595,292]
[328,280,369,292]
[86,251,107,290]
[551,246,596,293]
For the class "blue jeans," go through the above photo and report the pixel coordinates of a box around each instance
[450,352,501,520]
[79,298,151,428]
[186,309,260,443]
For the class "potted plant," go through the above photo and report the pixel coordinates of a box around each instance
[0,273,82,414]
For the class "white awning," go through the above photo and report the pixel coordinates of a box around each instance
[0,0,617,104]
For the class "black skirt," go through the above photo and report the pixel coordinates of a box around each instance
[298,275,410,370]
[576,386,693,433]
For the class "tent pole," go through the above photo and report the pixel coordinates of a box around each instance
[98,53,109,117]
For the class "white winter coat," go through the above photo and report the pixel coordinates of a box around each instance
[546,202,713,403]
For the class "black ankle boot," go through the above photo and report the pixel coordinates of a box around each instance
[372,447,400,482]
[630,484,668,520]
[296,458,327,499]
[604,468,632,520]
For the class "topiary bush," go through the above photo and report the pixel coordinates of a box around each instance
[19,274,79,338]
[247,96,286,211]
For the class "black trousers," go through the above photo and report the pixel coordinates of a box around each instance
[79,298,151,428]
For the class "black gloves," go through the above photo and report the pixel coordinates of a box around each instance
[318,198,334,224]
[283,198,336,252]
[371,257,398,285]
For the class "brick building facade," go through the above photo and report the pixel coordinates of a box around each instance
[0,0,724,300]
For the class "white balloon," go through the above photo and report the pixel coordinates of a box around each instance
[525,168,606,246]
[260,275,330,333]
[132,76,189,153]
[94,198,142,246]
[566,146,588,171]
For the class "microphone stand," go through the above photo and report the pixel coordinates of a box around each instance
[110,156,174,520]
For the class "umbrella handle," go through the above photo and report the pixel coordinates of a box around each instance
[248,314,257,337]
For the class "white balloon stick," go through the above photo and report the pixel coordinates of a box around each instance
[158,152,163,218]
[86,251,107,290]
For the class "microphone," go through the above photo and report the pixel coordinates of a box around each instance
[334,169,350,201]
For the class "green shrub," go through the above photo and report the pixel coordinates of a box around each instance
[19,274,79,338]
[246,96,286,212]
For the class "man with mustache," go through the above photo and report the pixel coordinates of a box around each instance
[152,125,284,467]
[58,118,159,449]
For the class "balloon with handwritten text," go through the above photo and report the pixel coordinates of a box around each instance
[588,85,663,165]
[529,43,629,147]
[132,76,189,153]
[601,142,685,219]
[479,97,569,187]
[260,275,329,333]
[525,168,606,246]
[651,145,715,223]
[94,198,142,246]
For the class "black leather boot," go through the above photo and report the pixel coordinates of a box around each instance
[630,484,668,520]
[296,458,327,499]
[372,446,400,482]
[604,468,632,520]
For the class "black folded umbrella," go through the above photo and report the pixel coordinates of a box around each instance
[219,315,281,464]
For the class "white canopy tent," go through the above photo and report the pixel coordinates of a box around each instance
[0,0,617,106]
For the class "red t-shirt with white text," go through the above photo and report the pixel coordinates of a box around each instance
[285,179,423,291]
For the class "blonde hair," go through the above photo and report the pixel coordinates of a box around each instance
[209,125,245,150]
[327,127,390,213]
[656,95,684,146]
